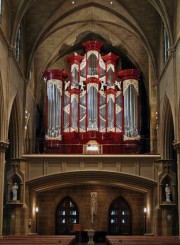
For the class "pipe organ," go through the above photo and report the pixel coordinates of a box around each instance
[43,41,141,154]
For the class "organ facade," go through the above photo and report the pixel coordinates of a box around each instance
[43,41,142,154]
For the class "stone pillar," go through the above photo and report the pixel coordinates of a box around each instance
[0,141,9,236]
[173,142,180,237]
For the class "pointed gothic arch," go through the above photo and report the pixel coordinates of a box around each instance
[8,94,23,158]
[108,196,131,235]
[55,196,79,235]
[161,94,175,159]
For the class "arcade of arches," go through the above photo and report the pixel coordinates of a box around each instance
[0,0,180,239]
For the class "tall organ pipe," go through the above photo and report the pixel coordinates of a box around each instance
[118,69,141,139]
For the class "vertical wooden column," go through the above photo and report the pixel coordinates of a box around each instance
[0,141,9,236]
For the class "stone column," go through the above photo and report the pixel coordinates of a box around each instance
[173,142,180,237]
[0,141,9,236]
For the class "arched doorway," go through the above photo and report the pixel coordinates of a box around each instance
[56,196,79,235]
[108,196,131,235]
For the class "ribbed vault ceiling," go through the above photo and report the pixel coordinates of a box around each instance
[7,0,175,194]
[9,0,175,101]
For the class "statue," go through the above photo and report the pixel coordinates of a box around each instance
[91,192,97,225]
[12,183,18,201]
[100,81,106,91]
[165,183,171,202]
[64,80,70,91]
[115,80,122,91]
[79,80,85,91]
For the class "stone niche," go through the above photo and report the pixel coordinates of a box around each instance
[7,168,24,205]
[158,160,176,205]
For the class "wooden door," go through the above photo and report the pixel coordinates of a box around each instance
[108,196,131,235]
[56,196,79,235]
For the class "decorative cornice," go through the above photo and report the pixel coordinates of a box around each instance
[0,141,9,152]
[82,40,103,52]
[66,52,83,64]
[43,69,68,81]
[118,69,141,81]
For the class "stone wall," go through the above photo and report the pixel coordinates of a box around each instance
[37,185,145,236]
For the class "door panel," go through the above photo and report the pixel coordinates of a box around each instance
[56,196,79,235]
[109,196,131,235]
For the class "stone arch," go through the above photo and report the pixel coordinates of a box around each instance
[161,94,175,159]
[55,196,79,235]
[108,196,131,235]
[8,94,23,159]
[148,0,173,46]
[40,26,140,72]
[38,22,149,80]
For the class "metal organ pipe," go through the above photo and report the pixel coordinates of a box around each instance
[103,53,119,132]
[67,53,83,132]
[83,41,103,131]
[88,85,98,130]
[118,69,141,140]
[43,42,143,154]
[43,69,68,141]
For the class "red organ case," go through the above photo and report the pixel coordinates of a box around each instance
[43,41,141,154]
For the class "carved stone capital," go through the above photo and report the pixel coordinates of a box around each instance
[24,79,30,87]
[173,142,180,152]
[156,159,176,173]
[153,80,158,87]
[0,141,9,152]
